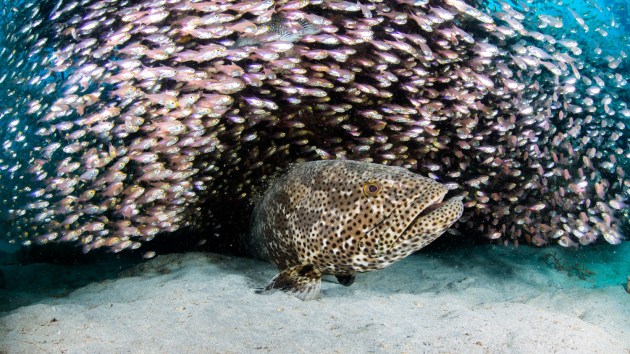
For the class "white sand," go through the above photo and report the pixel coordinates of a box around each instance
[1,249,628,353]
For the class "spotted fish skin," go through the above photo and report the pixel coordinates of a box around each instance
[250,160,464,300]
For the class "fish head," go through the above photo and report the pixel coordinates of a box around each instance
[341,163,463,259]
[307,161,462,260]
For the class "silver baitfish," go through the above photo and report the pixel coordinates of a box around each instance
[249,160,464,300]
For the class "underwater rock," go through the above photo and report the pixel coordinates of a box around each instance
[0,0,627,254]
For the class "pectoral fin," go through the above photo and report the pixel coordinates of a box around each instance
[256,264,322,301]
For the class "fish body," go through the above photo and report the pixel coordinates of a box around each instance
[249,160,464,300]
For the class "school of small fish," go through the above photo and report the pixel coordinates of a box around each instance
[0,0,627,256]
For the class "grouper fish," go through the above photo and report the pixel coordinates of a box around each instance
[249,160,464,300]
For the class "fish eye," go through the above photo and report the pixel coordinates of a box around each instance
[362,180,382,197]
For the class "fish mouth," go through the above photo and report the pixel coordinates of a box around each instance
[394,193,464,248]
[362,182,450,256]
[406,185,449,223]
[414,194,446,219]
[384,191,463,253]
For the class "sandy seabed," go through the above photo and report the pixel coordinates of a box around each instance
[0,245,629,353]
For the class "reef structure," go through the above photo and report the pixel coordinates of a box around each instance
[0,0,627,255]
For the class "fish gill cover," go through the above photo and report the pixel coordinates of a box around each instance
[0,0,627,257]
